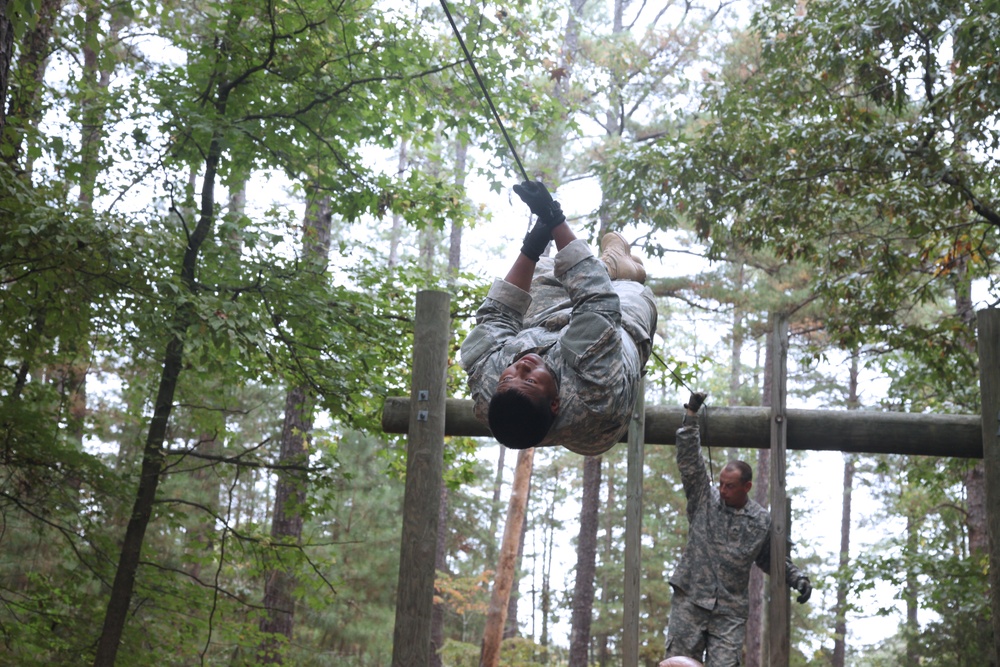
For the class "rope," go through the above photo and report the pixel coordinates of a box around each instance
[649,349,713,478]
[649,348,695,395]
[440,0,530,182]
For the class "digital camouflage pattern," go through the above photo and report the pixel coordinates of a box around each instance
[460,239,657,456]
[665,423,807,665]
[664,595,744,666]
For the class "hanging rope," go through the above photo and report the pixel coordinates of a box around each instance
[439,0,530,182]
[650,348,713,478]
[649,348,696,395]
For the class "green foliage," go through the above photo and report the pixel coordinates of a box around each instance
[439,635,562,667]
[2,0,996,661]
[598,0,998,398]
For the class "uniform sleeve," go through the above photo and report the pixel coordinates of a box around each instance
[460,278,531,374]
[460,279,532,422]
[675,424,711,516]
[754,536,806,588]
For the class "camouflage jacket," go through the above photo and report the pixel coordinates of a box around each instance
[669,424,805,618]
[460,240,642,456]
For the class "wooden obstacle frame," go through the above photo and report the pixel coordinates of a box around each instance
[385,290,1000,667]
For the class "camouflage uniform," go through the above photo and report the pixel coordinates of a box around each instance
[460,239,657,456]
[664,423,806,667]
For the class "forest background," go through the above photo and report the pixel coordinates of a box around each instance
[0,0,998,665]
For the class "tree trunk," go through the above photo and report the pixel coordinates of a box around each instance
[258,192,332,663]
[954,252,994,661]
[186,432,220,581]
[540,478,558,653]
[568,455,601,666]
[728,263,745,405]
[831,456,854,667]
[447,139,467,278]
[2,0,62,167]
[904,514,920,664]
[57,1,125,474]
[596,458,616,666]
[388,139,407,268]
[954,260,990,553]
[832,352,860,666]
[480,447,534,667]
[92,131,225,667]
[258,386,312,661]
[0,0,14,140]
[429,137,467,666]
[488,445,506,564]
[503,504,528,639]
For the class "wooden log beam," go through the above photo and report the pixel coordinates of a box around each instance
[381,397,983,458]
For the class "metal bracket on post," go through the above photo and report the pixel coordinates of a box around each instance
[417,390,429,422]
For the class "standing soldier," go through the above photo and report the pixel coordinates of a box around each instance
[664,392,812,666]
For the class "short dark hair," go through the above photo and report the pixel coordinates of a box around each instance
[724,460,753,484]
[487,389,556,449]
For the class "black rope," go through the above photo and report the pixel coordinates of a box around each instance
[439,0,530,182]
[650,348,713,477]
[649,348,695,395]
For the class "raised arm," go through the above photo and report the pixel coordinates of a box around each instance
[675,393,711,512]
[504,219,575,291]
[498,180,573,292]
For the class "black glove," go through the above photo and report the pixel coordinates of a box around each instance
[513,181,566,262]
[795,577,812,604]
[684,391,707,413]
[520,217,553,262]
[513,180,561,220]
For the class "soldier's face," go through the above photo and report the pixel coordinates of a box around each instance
[719,468,751,509]
[497,353,559,412]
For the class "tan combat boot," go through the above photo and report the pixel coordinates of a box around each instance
[600,232,646,284]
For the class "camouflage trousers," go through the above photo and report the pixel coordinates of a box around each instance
[664,588,746,667]
[525,256,658,366]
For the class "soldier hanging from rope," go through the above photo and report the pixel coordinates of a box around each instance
[460,180,657,456]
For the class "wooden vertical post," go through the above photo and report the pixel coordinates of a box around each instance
[392,290,450,667]
[977,308,1000,666]
[767,315,790,667]
[784,497,792,642]
[623,378,646,667]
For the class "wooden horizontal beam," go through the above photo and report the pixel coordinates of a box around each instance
[381,397,983,459]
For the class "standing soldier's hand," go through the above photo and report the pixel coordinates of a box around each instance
[795,577,812,603]
[684,392,708,414]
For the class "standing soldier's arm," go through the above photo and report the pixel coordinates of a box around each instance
[675,392,710,513]
[754,538,812,603]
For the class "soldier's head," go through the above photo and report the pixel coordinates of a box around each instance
[488,353,559,449]
[719,460,753,509]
